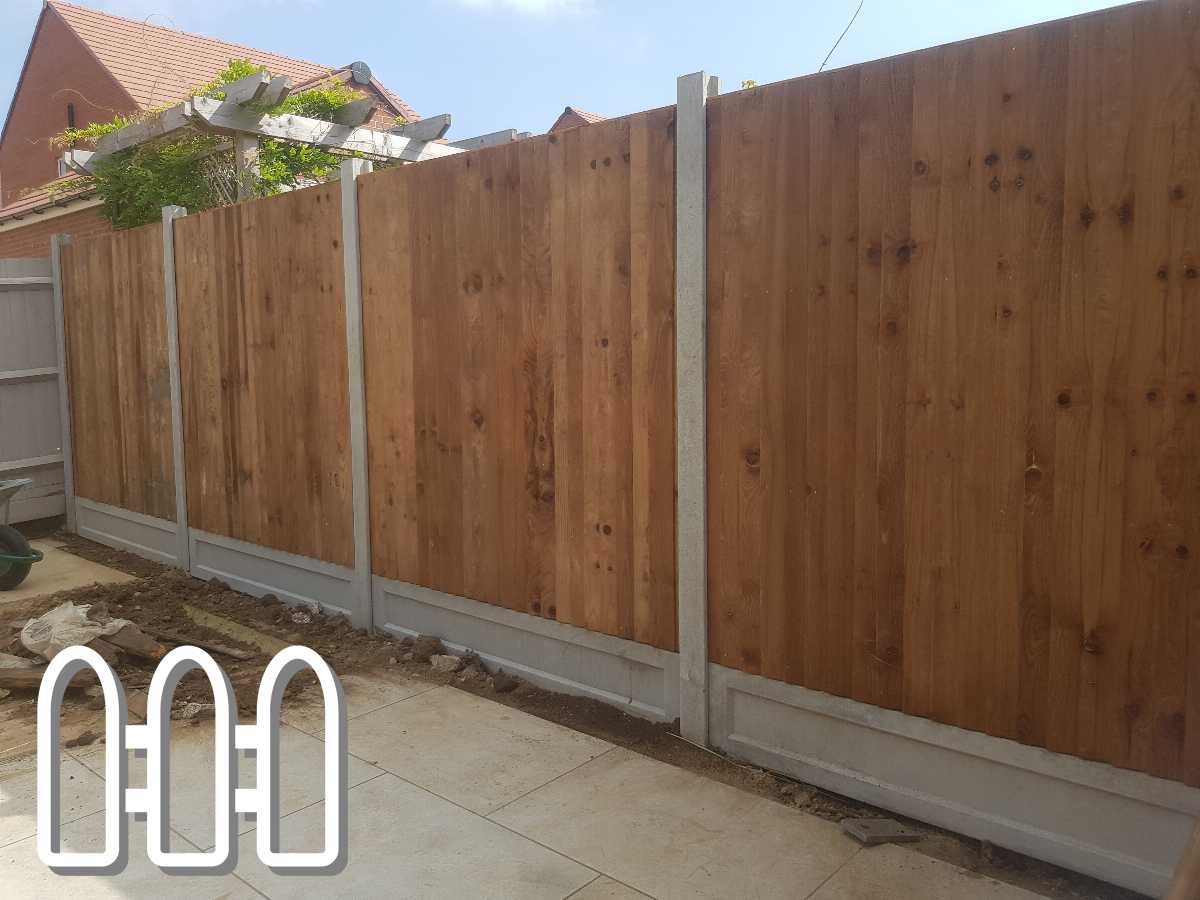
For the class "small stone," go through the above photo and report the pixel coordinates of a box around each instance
[64,729,100,749]
[388,656,398,665]
[492,670,519,693]
[0,688,10,700]
[841,817,920,846]
[290,609,313,625]
[411,635,445,663]
[430,654,463,673]
[171,701,215,721]
[402,651,414,662]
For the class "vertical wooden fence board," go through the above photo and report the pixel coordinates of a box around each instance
[707,0,1200,784]
[175,184,353,567]
[60,222,174,521]
[360,108,677,650]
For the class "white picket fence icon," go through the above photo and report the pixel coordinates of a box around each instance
[37,643,346,871]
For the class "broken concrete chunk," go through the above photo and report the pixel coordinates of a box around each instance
[0,652,37,669]
[429,654,463,673]
[841,817,921,846]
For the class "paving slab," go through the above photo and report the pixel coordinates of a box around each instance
[491,747,860,900]
[282,669,433,736]
[0,751,104,849]
[74,718,383,850]
[0,538,135,605]
[75,720,381,854]
[233,771,596,899]
[570,875,653,898]
[0,809,259,899]
[346,685,612,814]
[809,843,1042,900]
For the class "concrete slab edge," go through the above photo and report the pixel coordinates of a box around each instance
[74,497,180,566]
[187,528,355,619]
[373,576,679,723]
[709,662,1197,897]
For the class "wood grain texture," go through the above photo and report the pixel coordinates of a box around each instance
[174,184,353,567]
[359,108,677,650]
[707,0,1200,784]
[61,222,174,520]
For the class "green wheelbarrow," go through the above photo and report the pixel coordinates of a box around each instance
[0,479,43,590]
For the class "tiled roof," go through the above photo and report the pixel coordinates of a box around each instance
[0,175,96,223]
[548,106,607,132]
[47,1,418,120]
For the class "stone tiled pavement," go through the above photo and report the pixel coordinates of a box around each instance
[0,668,1042,899]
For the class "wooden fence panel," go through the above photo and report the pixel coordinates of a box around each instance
[175,184,353,567]
[61,223,174,520]
[359,108,677,650]
[707,0,1200,784]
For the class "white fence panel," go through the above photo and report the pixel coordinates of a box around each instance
[0,258,65,523]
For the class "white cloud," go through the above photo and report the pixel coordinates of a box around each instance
[453,0,593,14]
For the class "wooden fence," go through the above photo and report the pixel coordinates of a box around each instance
[707,0,1200,785]
[60,221,175,520]
[358,107,678,650]
[174,184,353,568]
[56,0,1199,795]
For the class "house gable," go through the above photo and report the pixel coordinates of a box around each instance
[0,4,136,206]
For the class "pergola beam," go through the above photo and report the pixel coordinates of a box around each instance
[218,71,272,105]
[331,98,376,128]
[188,97,460,161]
[391,114,452,142]
[79,95,462,172]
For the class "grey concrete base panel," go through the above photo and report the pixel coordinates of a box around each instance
[708,662,1199,897]
[70,494,1191,895]
[373,577,680,723]
[188,528,356,619]
[7,462,64,523]
[74,497,181,566]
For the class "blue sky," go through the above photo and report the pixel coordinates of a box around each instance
[2,0,1132,140]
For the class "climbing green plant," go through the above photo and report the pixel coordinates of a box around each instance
[52,60,376,229]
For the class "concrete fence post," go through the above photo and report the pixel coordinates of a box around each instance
[161,205,190,571]
[49,233,76,534]
[676,71,719,746]
[339,158,374,630]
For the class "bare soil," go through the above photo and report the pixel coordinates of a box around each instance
[0,535,1145,900]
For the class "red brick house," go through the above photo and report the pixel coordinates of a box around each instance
[549,106,606,132]
[0,0,421,258]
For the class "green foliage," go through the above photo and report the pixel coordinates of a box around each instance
[54,113,134,149]
[52,59,364,229]
[267,80,358,118]
[197,59,265,99]
[92,133,222,229]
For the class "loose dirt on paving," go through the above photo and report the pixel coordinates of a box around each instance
[0,533,1140,900]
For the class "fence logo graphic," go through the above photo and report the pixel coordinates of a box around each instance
[37,643,346,873]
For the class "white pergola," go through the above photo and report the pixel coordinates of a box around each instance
[60,70,519,198]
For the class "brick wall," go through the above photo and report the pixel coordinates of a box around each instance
[0,9,135,206]
[0,205,111,258]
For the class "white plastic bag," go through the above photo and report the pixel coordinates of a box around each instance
[20,601,130,660]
